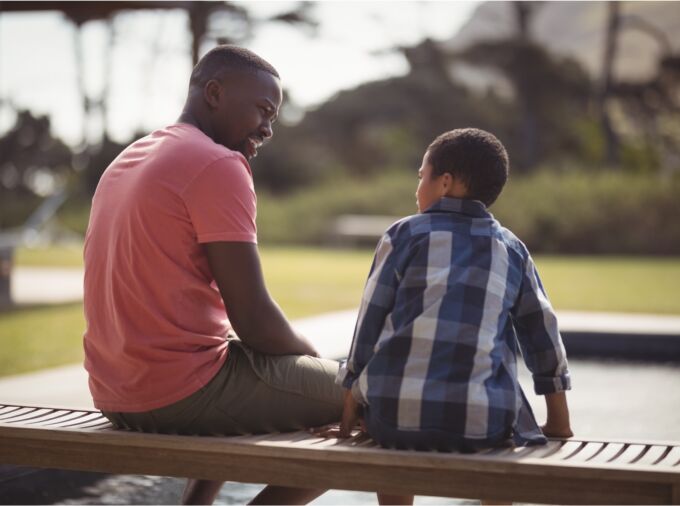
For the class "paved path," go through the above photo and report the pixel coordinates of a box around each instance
[12,267,680,333]
[12,267,83,305]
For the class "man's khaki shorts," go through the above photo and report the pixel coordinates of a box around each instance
[102,339,344,435]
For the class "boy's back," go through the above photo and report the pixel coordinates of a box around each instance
[339,197,569,448]
[334,129,571,458]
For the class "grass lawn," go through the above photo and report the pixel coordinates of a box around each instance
[1,244,679,377]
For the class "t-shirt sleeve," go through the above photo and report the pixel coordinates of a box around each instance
[181,155,257,244]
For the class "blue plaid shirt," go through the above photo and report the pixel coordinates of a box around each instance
[337,197,571,445]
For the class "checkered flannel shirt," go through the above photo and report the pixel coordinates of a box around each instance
[337,197,571,444]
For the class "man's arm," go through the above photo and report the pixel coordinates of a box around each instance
[204,241,318,356]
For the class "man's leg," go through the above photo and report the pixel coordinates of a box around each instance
[377,493,414,505]
[182,342,344,504]
[183,479,224,505]
[249,486,325,505]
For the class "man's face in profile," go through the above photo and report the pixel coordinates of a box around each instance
[209,69,282,160]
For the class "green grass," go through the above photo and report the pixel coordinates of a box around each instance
[2,244,679,377]
[535,256,680,315]
[0,303,85,377]
[14,243,84,268]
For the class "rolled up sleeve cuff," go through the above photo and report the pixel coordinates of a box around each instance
[336,360,358,389]
[533,372,571,395]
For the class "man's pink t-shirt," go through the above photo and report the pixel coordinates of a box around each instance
[83,123,256,412]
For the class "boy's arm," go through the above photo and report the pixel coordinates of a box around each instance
[337,232,399,400]
[512,254,572,433]
[542,391,573,438]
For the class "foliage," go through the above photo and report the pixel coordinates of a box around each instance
[255,168,680,255]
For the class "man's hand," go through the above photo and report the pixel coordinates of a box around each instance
[311,389,364,438]
[204,241,319,357]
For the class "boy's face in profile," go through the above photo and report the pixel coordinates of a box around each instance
[416,152,452,213]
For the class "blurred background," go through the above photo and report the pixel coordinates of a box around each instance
[1,1,679,503]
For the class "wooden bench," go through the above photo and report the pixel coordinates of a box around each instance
[1,403,679,504]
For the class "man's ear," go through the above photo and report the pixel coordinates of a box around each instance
[203,79,222,109]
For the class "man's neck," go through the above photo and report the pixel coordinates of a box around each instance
[177,109,214,142]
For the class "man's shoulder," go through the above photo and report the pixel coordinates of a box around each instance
[158,123,249,172]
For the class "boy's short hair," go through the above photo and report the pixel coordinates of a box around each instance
[427,128,509,207]
[190,45,279,89]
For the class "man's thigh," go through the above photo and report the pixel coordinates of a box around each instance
[215,340,344,433]
[103,340,344,435]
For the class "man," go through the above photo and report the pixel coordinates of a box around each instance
[83,46,343,504]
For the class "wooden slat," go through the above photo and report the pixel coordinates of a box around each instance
[658,447,680,467]
[567,442,606,462]
[0,406,23,416]
[1,427,676,505]
[615,445,650,464]
[0,407,35,420]
[636,446,674,466]
[0,408,55,423]
[56,413,106,428]
[23,410,80,425]
[1,404,679,505]
[589,442,627,463]
[38,411,95,427]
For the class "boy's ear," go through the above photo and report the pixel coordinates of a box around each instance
[440,173,453,195]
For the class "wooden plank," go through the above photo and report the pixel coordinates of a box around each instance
[0,408,54,423]
[2,425,678,485]
[38,411,96,427]
[635,446,672,466]
[24,410,81,425]
[0,407,34,420]
[589,442,627,464]
[616,445,654,465]
[0,433,673,504]
[661,447,680,467]
[0,406,23,416]
[567,442,606,462]
[56,413,106,428]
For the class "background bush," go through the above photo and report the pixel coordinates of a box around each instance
[256,169,680,255]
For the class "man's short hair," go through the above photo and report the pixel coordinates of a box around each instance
[189,45,279,89]
[427,128,509,207]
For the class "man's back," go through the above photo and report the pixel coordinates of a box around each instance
[84,123,257,412]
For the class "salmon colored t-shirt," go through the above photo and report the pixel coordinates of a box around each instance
[83,123,257,412]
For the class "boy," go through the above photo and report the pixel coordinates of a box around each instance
[320,128,572,504]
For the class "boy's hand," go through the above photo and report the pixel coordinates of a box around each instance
[542,391,573,438]
[541,423,574,438]
[310,389,364,439]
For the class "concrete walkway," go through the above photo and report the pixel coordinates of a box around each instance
[12,267,83,305]
[3,267,680,409]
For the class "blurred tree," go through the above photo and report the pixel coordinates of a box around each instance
[454,39,592,171]
[253,38,518,192]
[0,110,73,227]
[598,1,622,167]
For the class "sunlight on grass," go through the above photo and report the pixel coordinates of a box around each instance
[3,244,679,377]
[0,303,85,377]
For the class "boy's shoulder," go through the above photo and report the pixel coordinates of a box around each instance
[382,213,433,243]
[496,224,531,260]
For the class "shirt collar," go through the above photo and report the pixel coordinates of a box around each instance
[424,197,490,218]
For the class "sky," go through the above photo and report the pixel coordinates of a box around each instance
[0,1,480,146]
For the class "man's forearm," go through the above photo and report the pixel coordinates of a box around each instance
[232,298,318,356]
